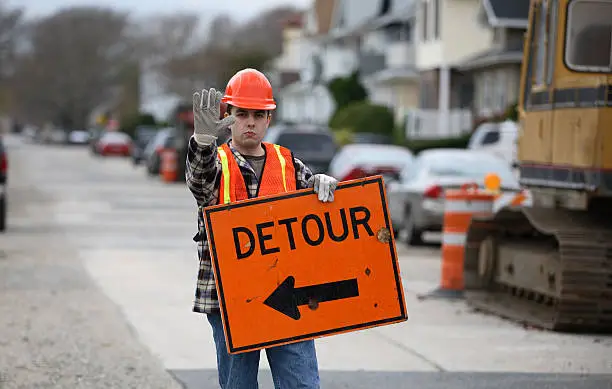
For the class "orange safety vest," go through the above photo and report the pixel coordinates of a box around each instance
[216,142,297,204]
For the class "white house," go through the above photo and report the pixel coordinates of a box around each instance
[359,0,419,124]
[275,0,338,125]
[411,0,494,139]
[457,0,529,120]
[278,0,416,126]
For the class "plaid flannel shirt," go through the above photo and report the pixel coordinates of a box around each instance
[185,135,315,314]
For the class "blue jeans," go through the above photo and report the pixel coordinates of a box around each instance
[207,313,320,389]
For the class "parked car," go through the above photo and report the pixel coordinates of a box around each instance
[95,131,132,157]
[67,130,90,145]
[131,126,159,165]
[468,120,519,167]
[144,127,175,176]
[0,136,7,231]
[263,124,338,174]
[328,143,414,182]
[386,148,522,245]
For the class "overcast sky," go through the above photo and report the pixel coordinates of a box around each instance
[12,0,312,22]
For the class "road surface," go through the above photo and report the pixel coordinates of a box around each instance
[1,135,611,389]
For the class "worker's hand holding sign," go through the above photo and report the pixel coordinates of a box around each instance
[192,88,236,146]
[312,174,338,203]
[204,176,407,354]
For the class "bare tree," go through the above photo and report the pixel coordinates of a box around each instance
[159,6,303,95]
[126,12,203,104]
[207,14,234,50]
[9,7,133,128]
[131,12,199,69]
[229,6,301,55]
[0,1,23,114]
[0,1,21,75]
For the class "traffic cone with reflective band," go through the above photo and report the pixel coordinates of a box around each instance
[420,183,495,299]
[160,148,178,183]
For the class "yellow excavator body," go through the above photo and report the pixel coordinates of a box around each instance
[464,0,612,332]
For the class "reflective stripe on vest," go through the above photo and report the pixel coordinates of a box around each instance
[273,144,287,192]
[217,143,294,205]
[217,147,231,204]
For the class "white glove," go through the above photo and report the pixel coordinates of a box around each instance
[192,88,236,145]
[313,174,338,202]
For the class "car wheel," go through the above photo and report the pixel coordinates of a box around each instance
[403,208,423,246]
[0,195,6,232]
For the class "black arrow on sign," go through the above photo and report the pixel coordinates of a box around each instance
[263,276,359,320]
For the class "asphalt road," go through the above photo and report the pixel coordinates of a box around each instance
[1,135,611,389]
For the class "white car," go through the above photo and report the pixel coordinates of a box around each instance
[328,144,414,182]
[468,120,519,167]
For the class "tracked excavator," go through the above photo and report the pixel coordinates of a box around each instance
[463,0,612,332]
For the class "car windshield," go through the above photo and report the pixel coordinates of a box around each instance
[425,153,518,186]
[276,132,337,153]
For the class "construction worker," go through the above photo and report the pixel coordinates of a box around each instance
[186,68,337,389]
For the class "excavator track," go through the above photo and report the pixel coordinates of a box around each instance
[463,206,612,333]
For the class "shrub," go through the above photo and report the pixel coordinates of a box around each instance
[329,101,395,137]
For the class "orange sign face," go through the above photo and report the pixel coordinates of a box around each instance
[203,176,408,354]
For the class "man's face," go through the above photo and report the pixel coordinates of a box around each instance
[229,107,270,149]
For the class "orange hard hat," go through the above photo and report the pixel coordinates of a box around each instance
[221,68,276,110]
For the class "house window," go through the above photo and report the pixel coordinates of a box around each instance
[506,29,525,51]
[421,1,428,41]
[565,0,612,72]
[401,22,413,42]
[483,73,493,112]
[434,0,440,39]
[380,0,391,16]
[458,80,474,109]
[419,79,435,109]
[496,71,507,112]
[476,75,485,114]
[493,28,504,46]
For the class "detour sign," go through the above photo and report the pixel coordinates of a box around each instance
[203,176,408,354]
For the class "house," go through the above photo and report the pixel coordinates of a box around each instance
[274,0,338,125]
[268,14,307,124]
[278,0,419,127]
[359,0,418,125]
[457,0,530,122]
[411,0,495,139]
[323,0,381,81]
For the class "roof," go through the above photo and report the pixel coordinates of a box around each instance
[483,0,529,28]
[363,66,419,83]
[457,47,523,71]
[328,0,383,39]
[328,0,416,39]
[368,0,416,30]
